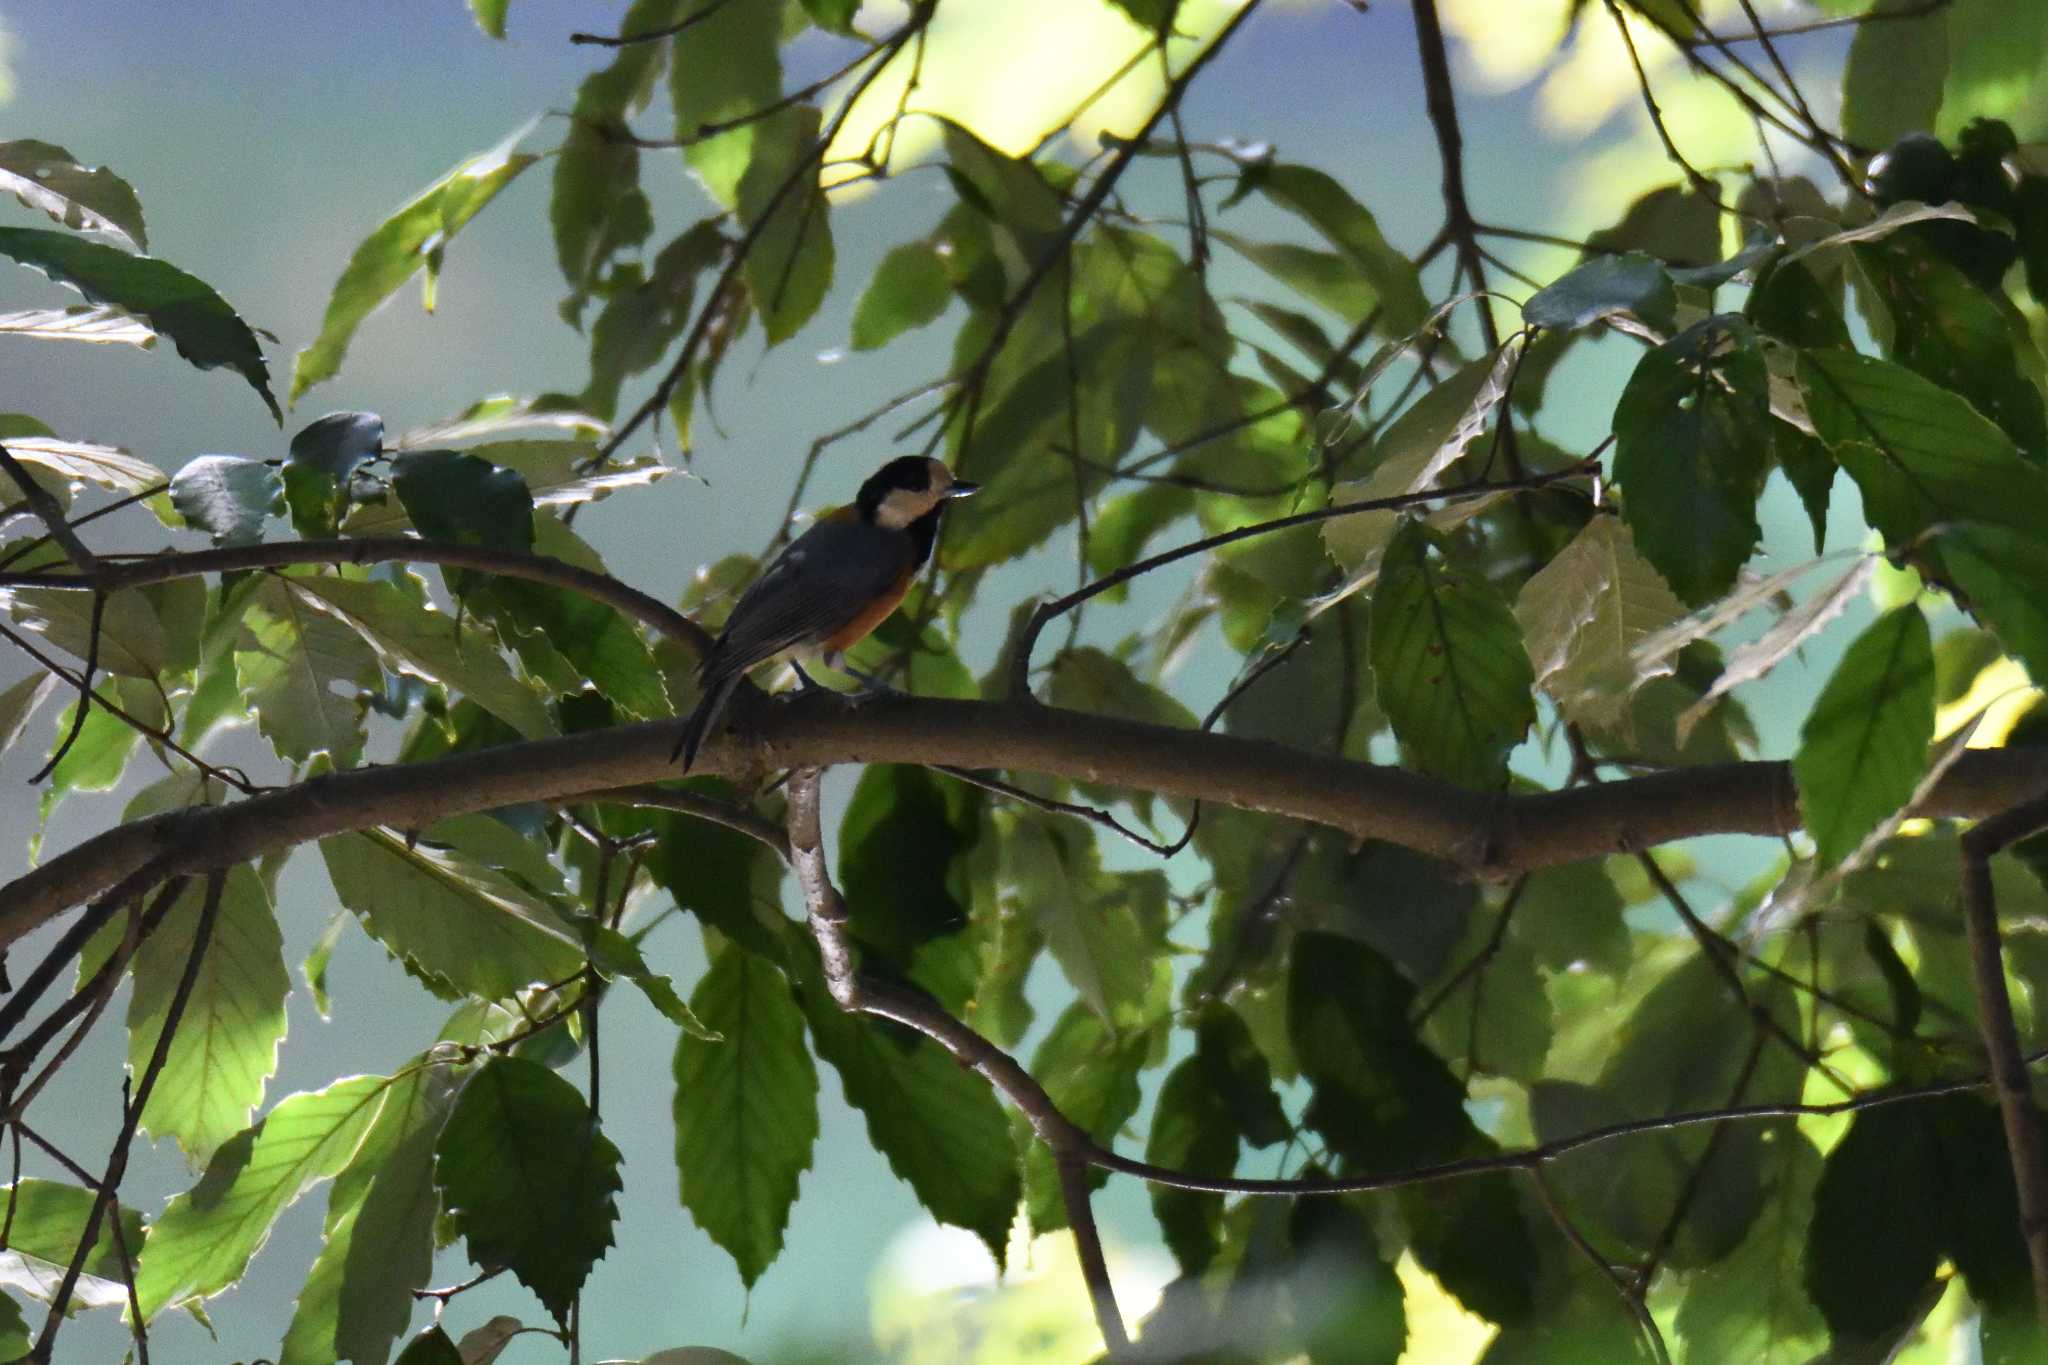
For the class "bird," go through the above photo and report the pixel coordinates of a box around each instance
[672,455,979,771]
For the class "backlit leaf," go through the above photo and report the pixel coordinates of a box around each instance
[128,866,290,1161]
[292,125,539,403]
[1794,606,1934,867]
[0,139,146,248]
[1514,515,1688,731]
[673,949,818,1288]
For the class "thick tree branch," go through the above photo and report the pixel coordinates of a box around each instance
[8,692,2048,953]
[1960,792,2048,1330]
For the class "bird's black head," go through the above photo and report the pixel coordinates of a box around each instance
[856,456,978,529]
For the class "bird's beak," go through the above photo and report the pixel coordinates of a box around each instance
[945,480,980,499]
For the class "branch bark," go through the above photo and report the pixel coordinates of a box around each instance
[8,690,2048,954]
[1960,793,2048,1330]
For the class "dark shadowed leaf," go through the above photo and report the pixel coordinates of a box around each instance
[1612,316,1771,604]
[1371,519,1534,788]
[435,1057,623,1323]
[673,949,818,1288]
[1146,1058,1238,1275]
[797,0,861,36]
[292,126,539,403]
[394,1326,464,1365]
[0,226,277,420]
[284,411,384,535]
[838,765,980,987]
[1523,252,1675,334]
[1793,606,1934,867]
[1843,0,1949,151]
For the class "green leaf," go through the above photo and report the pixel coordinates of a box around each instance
[4,582,173,680]
[1246,164,1429,332]
[1146,1058,1238,1275]
[1938,0,2046,138]
[394,1328,463,1365]
[486,513,671,719]
[0,226,278,421]
[468,0,508,37]
[1612,316,1771,604]
[1514,860,1631,977]
[838,765,980,992]
[169,454,281,547]
[136,1073,397,1318]
[1513,515,1689,732]
[128,866,289,1161]
[284,574,554,740]
[1522,252,1675,334]
[280,1063,457,1365]
[1793,606,1934,867]
[673,949,818,1288]
[0,672,54,754]
[0,1179,147,1314]
[574,222,722,419]
[1021,1001,1153,1234]
[552,0,676,296]
[1772,422,1837,555]
[291,125,539,403]
[736,105,834,344]
[0,430,163,500]
[794,943,1020,1265]
[0,139,146,249]
[1289,1196,1408,1364]
[391,449,535,554]
[1747,257,1852,352]
[436,1056,623,1324]
[284,411,385,535]
[852,241,952,351]
[585,925,719,1039]
[1289,932,1534,1323]
[1805,1096,2030,1347]
[1195,1004,1291,1149]
[1290,931,1473,1172]
[1002,814,1169,1028]
[1800,348,2048,678]
[1674,1129,1826,1363]
[1370,519,1535,788]
[941,120,1065,251]
[797,0,860,33]
[235,575,379,766]
[1048,645,1200,730]
[1215,231,1375,323]
[642,787,790,961]
[1419,923,1551,1082]
[669,0,782,209]
[1855,233,2047,461]
[319,827,586,1001]
[1843,0,1949,150]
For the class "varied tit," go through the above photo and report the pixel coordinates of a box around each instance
[672,455,979,770]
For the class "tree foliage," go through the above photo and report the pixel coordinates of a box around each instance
[6,1,2048,1362]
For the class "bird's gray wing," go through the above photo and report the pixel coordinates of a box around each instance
[701,517,910,677]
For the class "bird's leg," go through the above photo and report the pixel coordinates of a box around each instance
[825,652,904,703]
[787,660,823,693]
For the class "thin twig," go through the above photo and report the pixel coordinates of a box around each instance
[1009,459,1597,695]
[32,869,221,1360]
[569,0,736,46]
[0,444,96,574]
[28,591,104,785]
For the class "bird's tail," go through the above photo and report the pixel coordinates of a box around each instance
[673,668,744,771]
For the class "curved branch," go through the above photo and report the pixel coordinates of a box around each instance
[0,535,712,655]
[7,686,2048,955]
